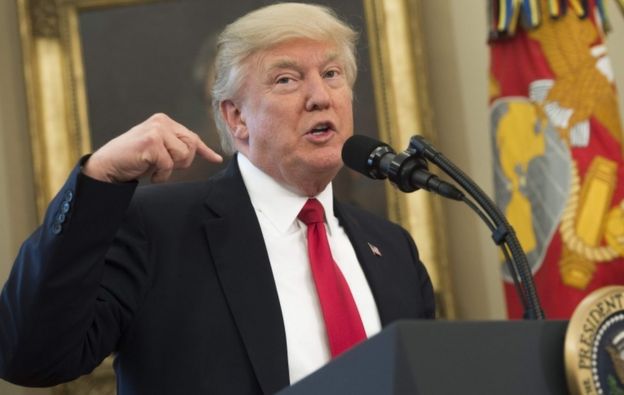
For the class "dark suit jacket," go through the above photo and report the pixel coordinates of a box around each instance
[0,158,434,394]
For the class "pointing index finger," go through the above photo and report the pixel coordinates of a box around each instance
[196,138,223,163]
[172,120,224,164]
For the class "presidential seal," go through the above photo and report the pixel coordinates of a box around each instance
[565,286,624,395]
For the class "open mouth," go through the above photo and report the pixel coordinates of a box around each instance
[307,122,334,135]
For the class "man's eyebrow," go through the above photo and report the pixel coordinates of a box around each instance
[325,52,339,64]
[266,59,302,73]
[265,52,341,73]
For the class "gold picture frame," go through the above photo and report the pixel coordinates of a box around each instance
[17,0,454,392]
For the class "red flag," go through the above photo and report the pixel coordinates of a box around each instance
[489,0,624,318]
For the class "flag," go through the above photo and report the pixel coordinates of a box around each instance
[489,0,624,318]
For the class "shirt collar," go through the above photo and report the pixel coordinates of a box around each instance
[237,153,335,234]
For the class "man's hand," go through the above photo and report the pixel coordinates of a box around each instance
[83,113,223,183]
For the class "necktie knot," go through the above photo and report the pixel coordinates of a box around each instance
[298,198,325,225]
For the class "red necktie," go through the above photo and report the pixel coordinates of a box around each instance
[298,198,366,357]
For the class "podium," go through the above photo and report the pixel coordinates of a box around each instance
[278,320,569,395]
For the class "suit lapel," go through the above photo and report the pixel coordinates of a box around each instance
[334,202,412,327]
[202,160,289,394]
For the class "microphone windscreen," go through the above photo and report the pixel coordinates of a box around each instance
[342,135,386,176]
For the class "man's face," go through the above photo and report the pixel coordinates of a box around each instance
[225,38,354,195]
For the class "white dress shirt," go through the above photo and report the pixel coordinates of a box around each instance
[237,154,381,384]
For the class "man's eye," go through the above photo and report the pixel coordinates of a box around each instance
[276,76,292,84]
[324,70,339,78]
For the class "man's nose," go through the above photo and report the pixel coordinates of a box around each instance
[304,75,331,111]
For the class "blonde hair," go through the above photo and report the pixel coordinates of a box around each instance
[211,3,358,154]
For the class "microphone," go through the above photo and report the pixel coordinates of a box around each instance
[342,135,463,201]
[343,134,544,319]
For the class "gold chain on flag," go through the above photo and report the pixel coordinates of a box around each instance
[559,159,619,262]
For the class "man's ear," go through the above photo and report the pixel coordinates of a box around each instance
[220,100,248,140]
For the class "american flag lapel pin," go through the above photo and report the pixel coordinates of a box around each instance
[367,242,382,257]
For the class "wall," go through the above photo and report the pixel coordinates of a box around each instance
[420,0,624,319]
[0,1,48,394]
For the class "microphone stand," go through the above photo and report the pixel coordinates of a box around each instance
[409,135,545,320]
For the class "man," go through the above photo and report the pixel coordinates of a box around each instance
[0,3,434,394]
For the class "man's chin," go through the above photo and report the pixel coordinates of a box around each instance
[305,155,343,175]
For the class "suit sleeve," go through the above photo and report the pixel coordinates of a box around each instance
[0,162,143,386]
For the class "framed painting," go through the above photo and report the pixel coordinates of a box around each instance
[16,0,454,392]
